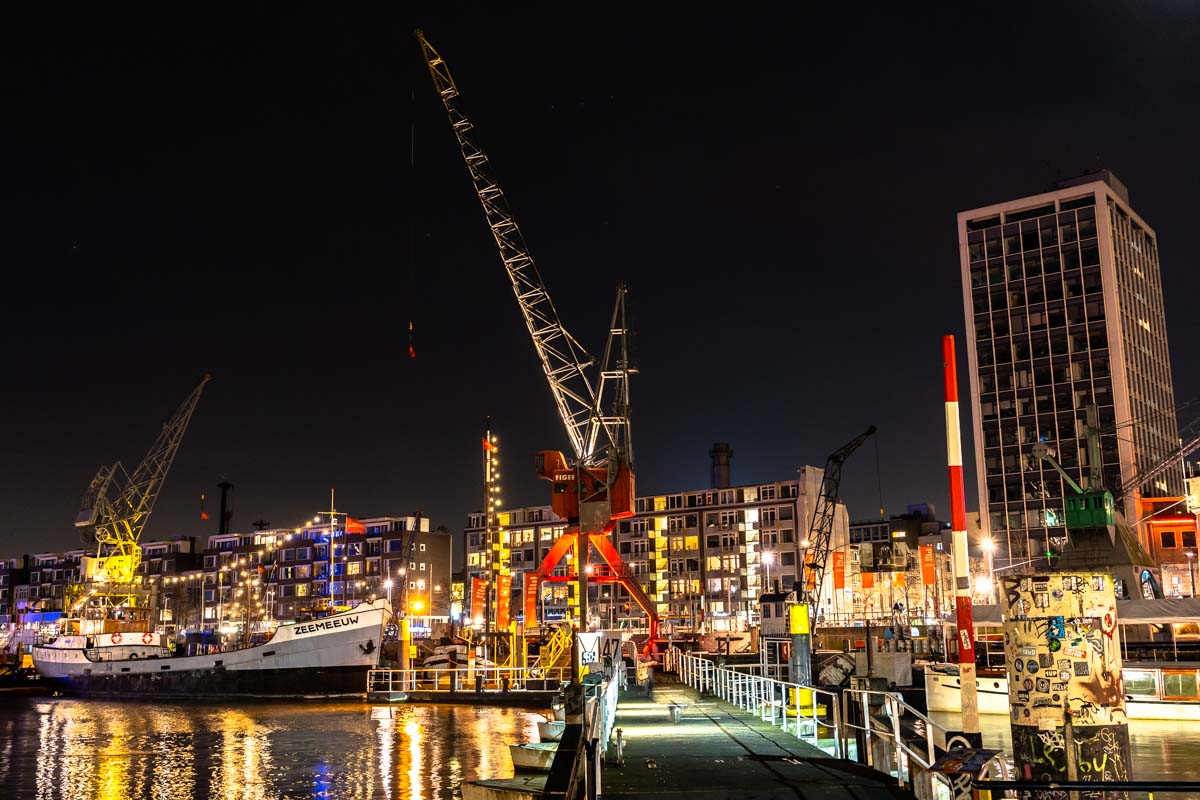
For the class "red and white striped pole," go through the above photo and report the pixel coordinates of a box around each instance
[943,334,980,735]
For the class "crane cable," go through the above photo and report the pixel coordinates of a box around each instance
[874,433,885,519]
[408,85,417,359]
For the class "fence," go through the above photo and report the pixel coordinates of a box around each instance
[670,648,846,759]
[366,664,570,696]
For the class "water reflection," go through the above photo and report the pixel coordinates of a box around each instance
[3,698,545,800]
[929,712,1200,782]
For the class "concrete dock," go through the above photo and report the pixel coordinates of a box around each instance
[599,675,914,799]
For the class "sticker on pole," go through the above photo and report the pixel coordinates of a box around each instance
[578,632,601,665]
[960,630,972,652]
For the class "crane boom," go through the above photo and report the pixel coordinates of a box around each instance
[804,426,877,610]
[417,31,654,648]
[1117,428,1200,501]
[415,30,610,465]
[76,374,211,586]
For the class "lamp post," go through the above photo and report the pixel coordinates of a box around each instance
[1187,552,1197,598]
[981,537,997,604]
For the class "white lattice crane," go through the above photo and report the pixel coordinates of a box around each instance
[416,31,657,646]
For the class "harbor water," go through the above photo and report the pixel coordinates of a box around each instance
[930,711,1200,786]
[0,698,547,800]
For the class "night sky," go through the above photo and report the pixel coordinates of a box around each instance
[4,4,1199,562]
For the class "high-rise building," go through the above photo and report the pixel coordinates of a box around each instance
[957,170,1182,573]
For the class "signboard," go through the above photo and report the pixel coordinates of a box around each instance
[496,573,512,629]
[920,545,936,586]
[524,572,539,625]
[578,632,601,665]
[861,570,874,589]
[470,577,486,624]
[832,551,846,590]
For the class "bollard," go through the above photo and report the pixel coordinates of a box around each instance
[613,728,626,767]
[669,704,683,725]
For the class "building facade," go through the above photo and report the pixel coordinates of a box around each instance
[197,515,452,633]
[958,170,1182,571]
[462,465,849,633]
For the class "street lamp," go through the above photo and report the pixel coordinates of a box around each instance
[762,550,775,593]
[981,537,997,603]
[1187,552,1197,598]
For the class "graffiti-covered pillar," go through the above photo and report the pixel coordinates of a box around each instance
[1001,572,1131,794]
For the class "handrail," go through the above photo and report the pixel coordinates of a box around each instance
[366,664,570,694]
[840,687,950,784]
[670,648,845,759]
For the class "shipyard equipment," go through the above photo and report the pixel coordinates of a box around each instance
[803,426,877,611]
[74,374,211,608]
[416,31,658,646]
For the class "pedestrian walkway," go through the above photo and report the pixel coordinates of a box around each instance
[601,675,914,799]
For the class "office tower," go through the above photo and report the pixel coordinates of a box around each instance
[957,170,1181,571]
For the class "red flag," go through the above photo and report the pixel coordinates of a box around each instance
[832,551,846,590]
[524,572,539,625]
[496,574,512,629]
[409,343,416,359]
[345,517,367,535]
[482,436,497,453]
[920,545,936,586]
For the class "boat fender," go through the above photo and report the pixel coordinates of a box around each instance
[142,633,154,645]
[111,633,123,644]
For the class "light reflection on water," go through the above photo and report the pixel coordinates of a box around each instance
[929,711,1200,783]
[0,699,544,800]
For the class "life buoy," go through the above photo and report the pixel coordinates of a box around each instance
[142,632,154,645]
[111,632,122,644]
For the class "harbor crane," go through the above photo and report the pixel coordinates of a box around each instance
[416,31,658,648]
[1032,410,1200,597]
[803,426,877,613]
[74,374,211,608]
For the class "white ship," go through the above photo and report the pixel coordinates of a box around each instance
[33,600,389,698]
[925,662,1200,721]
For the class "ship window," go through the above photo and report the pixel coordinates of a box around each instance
[1163,671,1199,700]
[1123,670,1159,698]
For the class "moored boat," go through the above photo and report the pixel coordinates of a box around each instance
[34,600,389,698]
[924,661,1200,721]
[509,741,559,771]
[537,719,565,741]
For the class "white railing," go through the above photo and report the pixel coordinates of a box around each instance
[671,649,846,759]
[366,665,570,695]
[840,687,952,787]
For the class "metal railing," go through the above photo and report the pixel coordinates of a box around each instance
[840,686,951,784]
[367,665,570,695]
[671,648,846,759]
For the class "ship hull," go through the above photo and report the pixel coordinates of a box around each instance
[33,601,388,699]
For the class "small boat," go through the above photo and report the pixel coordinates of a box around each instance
[509,741,559,771]
[537,720,565,741]
[422,643,468,670]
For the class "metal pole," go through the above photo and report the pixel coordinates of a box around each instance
[943,334,980,736]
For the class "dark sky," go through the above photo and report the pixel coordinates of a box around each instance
[3,4,1199,560]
